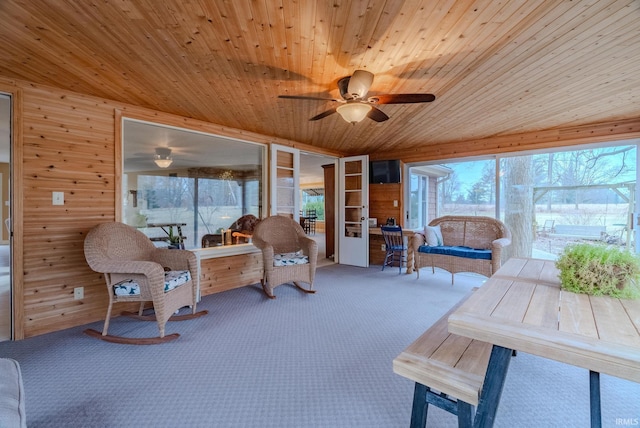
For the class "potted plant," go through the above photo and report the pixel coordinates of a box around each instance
[555,243,640,299]
[166,228,182,249]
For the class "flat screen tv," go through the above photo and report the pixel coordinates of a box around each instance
[369,160,401,184]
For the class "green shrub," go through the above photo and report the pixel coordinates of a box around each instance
[555,243,640,299]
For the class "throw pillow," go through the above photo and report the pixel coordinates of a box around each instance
[424,225,444,246]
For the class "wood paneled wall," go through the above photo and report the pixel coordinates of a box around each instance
[21,85,117,338]
[369,182,403,227]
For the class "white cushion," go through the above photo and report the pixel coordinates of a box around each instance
[113,270,191,296]
[273,251,309,267]
[424,225,444,246]
[0,358,27,428]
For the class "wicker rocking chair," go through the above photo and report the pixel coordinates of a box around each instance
[83,222,207,344]
[252,215,318,299]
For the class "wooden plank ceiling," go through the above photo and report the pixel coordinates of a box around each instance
[0,0,638,156]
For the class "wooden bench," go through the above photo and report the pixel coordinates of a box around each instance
[393,289,493,427]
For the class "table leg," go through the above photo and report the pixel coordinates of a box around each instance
[589,371,602,428]
[410,383,428,428]
[473,345,512,428]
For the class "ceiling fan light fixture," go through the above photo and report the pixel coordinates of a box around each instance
[154,147,173,168]
[336,103,372,124]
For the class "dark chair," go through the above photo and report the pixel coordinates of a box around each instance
[306,209,317,235]
[381,225,407,274]
[202,214,260,247]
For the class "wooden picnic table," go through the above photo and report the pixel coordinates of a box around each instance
[448,257,640,428]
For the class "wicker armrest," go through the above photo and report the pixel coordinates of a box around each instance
[411,232,426,251]
[298,236,317,253]
[492,237,512,249]
[299,237,318,268]
[252,239,275,269]
[152,248,195,271]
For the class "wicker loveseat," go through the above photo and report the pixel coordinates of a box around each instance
[412,216,511,284]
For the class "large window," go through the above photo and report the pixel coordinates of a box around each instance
[435,159,497,218]
[411,142,638,259]
[122,119,265,250]
[503,145,636,259]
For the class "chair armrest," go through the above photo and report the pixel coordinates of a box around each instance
[252,238,275,270]
[411,232,426,251]
[298,236,318,265]
[298,236,317,252]
[251,236,269,252]
[151,248,196,271]
[492,237,511,250]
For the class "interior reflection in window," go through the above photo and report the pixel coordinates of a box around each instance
[122,119,264,249]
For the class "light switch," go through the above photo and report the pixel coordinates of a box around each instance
[393,200,398,207]
[52,191,64,206]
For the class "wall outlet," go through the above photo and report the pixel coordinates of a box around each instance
[381,244,386,251]
[74,287,84,300]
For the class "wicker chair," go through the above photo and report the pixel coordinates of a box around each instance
[252,215,318,299]
[83,222,207,344]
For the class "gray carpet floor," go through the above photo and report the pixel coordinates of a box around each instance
[0,264,638,427]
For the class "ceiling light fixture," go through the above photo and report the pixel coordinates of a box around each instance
[154,147,173,168]
[336,103,372,124]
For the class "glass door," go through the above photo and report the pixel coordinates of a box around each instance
[270,144,300,219]
[338,155,368,267]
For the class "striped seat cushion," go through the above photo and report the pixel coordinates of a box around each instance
[113,270,191,296]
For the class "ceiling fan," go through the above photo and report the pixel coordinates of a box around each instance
[278,70,435,124]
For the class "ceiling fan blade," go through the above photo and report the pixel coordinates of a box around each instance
[279,95,340,102]
[310,108,337,121]
[372,93,436,104]
[367,106,389,122]
[347,70,374,99]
